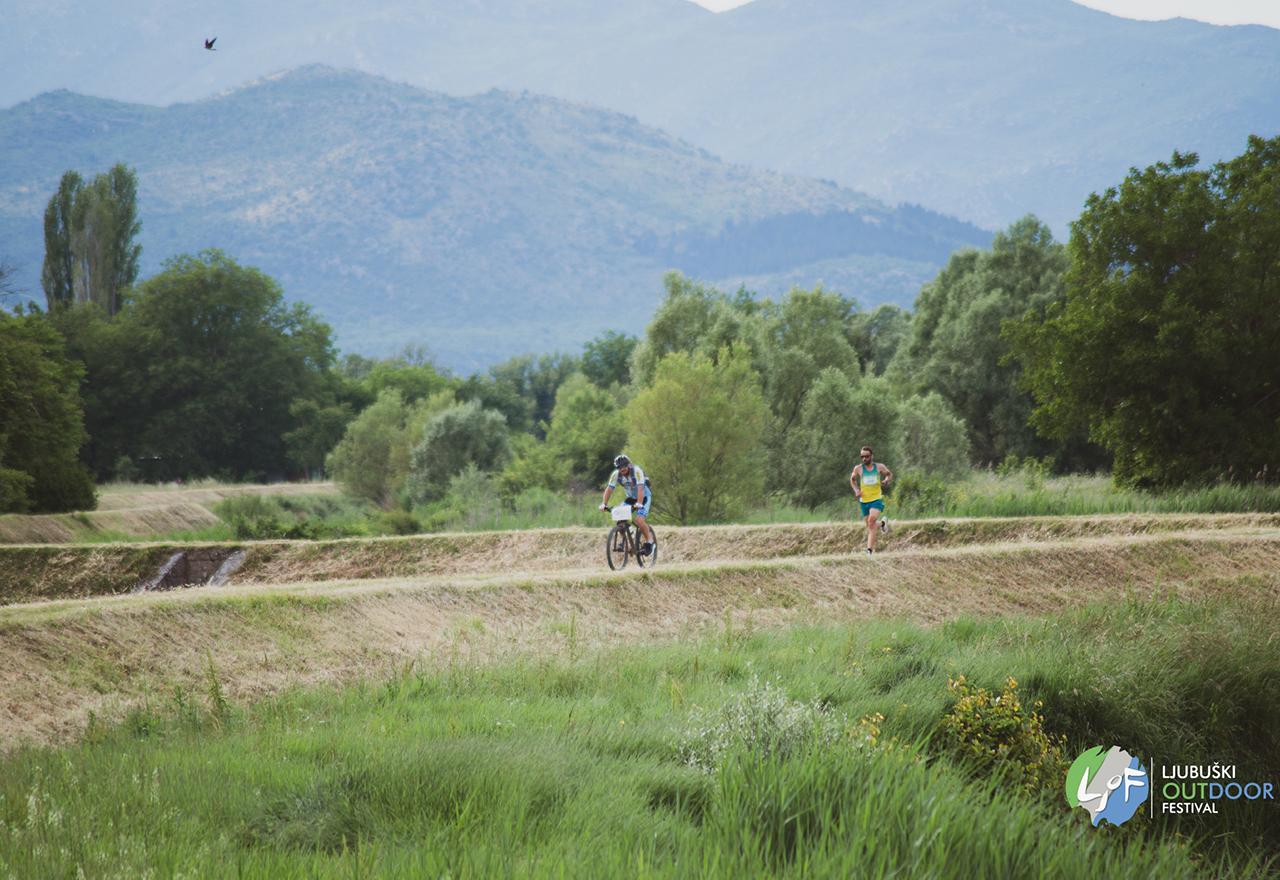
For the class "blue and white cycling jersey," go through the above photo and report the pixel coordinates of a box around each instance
[608,465,652,516]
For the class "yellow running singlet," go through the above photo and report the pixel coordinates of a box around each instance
[859,464,882,503]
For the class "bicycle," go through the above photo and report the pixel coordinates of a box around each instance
[604,500,658,570]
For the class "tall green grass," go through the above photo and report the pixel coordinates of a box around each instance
[2,594,1275,877]
[68,472,1280,544]
[750,473,1280,524]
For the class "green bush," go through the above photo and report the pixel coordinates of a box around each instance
[375,510,421,536]
[325,390,415,506]
[996,454,1054,489]
[937,674,1067,797]
[112,456,142,483]
[0,468,35,514]
[892,473,956,514]
[407,401,510,504]
[511,486,562,522]
[214,495,286,540]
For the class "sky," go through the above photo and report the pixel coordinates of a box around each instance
[691,0,1280,29]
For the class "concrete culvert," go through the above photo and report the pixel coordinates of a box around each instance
[134,548,246,592]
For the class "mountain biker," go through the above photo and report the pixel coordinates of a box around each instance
[850,445,893,555]
[600,454,655,556]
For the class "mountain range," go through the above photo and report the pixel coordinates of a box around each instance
[3,0,1277,230]
[0,67,989,369]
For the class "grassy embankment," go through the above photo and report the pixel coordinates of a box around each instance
[0,480,340,544]
[3,527,1277,751]
[1,591,1276,878]
[3,474,1280,545]
[4,512,1279,605]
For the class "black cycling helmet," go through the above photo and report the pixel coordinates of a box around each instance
[613,454,631,469]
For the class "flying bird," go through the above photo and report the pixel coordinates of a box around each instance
[204,37,217,51]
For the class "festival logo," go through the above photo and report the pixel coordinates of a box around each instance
[1065,746,1149,827]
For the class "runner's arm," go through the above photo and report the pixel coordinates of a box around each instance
[880,463,894,486]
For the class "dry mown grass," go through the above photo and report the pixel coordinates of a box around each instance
[94,481,337,512]
[2,530,1278,750]
[4,512,1279,605]
[0,482,337,544]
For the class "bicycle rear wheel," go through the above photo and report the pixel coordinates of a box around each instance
[606,523,630,570]
[636,528,658,568]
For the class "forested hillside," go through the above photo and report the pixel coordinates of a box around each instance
[4,0,1277,230]
[0,67,988,367]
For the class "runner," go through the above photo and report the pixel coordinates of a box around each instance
[850,445,893,555]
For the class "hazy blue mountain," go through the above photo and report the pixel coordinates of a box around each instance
[3,0,1277,231]
[0,68,987,369]
[0,0,708,111]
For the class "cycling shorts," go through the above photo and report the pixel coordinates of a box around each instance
[630,495,652,518]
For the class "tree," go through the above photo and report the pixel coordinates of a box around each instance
[326,389,455,504]
[498,433,572,499]
[41,171,82,311]
[457,353,578,437]
[0,258,22,313]
[631,272,764,387]
[326,391,412,505]
[543,373,628,485]
[285,397,355,479]
[0,309,96,512]
[581,331,637,388]
[625,346,767,524]
[42,165,140,315]
[360,355,454,406]
[759,286,862,433]
[774,373,902,507]
[57,250,339,481]
[895,393,970,477]
[846,377,903,474]
[1008,138,1280,487]
[900,216,1070,465]
[84,164,142,314]
[775,368,864,509]
[408,400,510,503]
[46,303,131,477]
[849,304,911,376]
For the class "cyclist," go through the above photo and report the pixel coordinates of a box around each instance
[599,454,655,557]
[850,445,893,555]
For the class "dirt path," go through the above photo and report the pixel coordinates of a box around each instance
[6,512,1279,605]
[3,529,1278,751]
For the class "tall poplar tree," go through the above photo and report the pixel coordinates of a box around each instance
[40,170,83,310]
[41,164,140,315]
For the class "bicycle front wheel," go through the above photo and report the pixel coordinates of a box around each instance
[606,523,630,570]
[636,528,658,568]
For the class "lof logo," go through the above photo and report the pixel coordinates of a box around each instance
[1065,746,1149,826]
